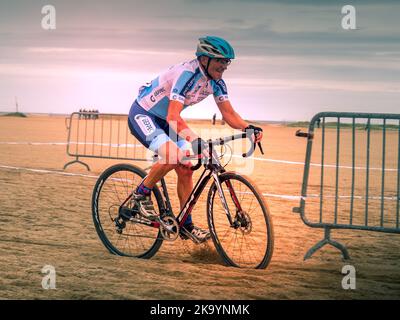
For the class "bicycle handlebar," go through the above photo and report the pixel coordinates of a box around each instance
[188,130,264,171]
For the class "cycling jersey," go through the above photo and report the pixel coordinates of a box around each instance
[135,58,229,119]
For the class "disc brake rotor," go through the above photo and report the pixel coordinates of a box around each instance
[238,212,252,235]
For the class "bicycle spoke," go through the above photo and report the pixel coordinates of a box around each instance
[93,165,162,258]
[243,232,258,264]
[117,171,129,199]
[109,176,123,204]
[128,221,146,251]
[247,196,255,214]
[209,174,272,268]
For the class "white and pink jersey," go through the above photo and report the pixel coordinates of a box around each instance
[136,58,229,119]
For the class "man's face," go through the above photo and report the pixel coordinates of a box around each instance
[201,57,231,80]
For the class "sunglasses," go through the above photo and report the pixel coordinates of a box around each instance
[214,58,232,66]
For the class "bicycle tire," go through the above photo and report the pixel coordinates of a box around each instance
[92,163,164,259]
[207,172,274,269]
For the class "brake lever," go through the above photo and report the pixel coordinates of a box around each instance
[257,142,264,155]
[254,130,264,155]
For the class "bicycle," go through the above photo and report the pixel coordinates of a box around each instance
[92,131,274,269]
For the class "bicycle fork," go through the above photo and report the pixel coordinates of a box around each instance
[212,172,243,227]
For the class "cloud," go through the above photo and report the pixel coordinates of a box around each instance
[1,0,400,119]
[186,0,400,5]
[1,0,399,60]
[229,77,400,93]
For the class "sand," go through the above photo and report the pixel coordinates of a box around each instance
[0,114,399,299]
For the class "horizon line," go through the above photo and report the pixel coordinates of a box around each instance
[0,111,308,123]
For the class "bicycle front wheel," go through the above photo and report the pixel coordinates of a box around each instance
[92,163,164,259]
[207,172,274,269]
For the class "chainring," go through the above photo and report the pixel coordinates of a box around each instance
[159,216,179,241]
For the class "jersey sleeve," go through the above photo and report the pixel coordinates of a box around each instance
[170,70,197,104]
[212,79,229,104]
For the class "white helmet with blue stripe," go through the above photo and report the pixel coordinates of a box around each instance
[196,36,235,59]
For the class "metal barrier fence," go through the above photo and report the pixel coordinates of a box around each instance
[64,112,151,171]
[293,112,400,260]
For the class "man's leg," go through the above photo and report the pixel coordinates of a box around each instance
[134,138,210,241]
[132,141,186,220]
[175,162,210,242]
[142,141,187,188]
[175,165,194,210]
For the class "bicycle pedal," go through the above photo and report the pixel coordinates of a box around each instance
[179,228,203,244]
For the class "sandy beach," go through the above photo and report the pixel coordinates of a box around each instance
[1,114,399,299]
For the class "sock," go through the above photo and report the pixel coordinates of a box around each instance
[183,214,193,228]
[136,181,152,196]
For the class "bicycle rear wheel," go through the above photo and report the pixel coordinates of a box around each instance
[207,172,274,269]
[92,163,164,259]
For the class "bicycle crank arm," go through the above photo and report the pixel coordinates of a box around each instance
[157,216,179,241]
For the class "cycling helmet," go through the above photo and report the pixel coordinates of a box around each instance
[196,36,235,59]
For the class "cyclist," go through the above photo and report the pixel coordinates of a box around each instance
[128,36,263,243]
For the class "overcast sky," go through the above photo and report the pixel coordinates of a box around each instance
[0,0,399,121]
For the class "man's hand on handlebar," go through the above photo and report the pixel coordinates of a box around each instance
[176,138,209,170]
[244,124,264,155]
[180,130,266,171]
[191,137,210,159]
[244,124,263,143]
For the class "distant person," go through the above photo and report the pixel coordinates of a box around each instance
[212,113,216,125]
[127,36,263,243]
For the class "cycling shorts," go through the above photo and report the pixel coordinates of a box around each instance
[128,100,190,152]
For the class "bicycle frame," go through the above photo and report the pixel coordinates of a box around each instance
[120,131,261,232]
[174,166,218,227]
[159,154,243,230]
[94,129,271,266]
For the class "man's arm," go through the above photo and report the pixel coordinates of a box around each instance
[217,100,263,143]
[166,100,198,142]
[217,100,248,130]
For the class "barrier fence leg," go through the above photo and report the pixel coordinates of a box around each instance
[304,227,350,261]
[63,156,91,171]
